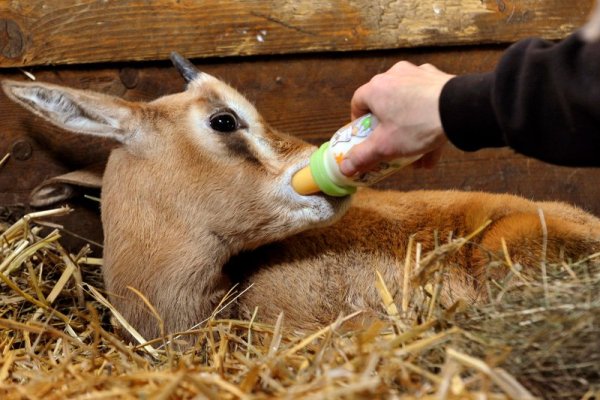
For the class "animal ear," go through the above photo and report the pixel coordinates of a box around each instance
[2,80,138,144]
[29,163,104,207]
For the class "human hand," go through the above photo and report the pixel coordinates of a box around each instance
[340,61,454,176]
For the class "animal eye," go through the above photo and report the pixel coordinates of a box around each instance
[209,111,239,133]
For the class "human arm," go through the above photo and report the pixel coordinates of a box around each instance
[341,30,600,176]
[441,33,600,166]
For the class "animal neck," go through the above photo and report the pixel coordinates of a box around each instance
[104,223,238,335]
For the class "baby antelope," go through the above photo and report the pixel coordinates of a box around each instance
[3,53,600,340]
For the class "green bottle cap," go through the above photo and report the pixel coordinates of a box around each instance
[309,142,357,197]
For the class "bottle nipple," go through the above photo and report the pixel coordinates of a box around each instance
[292,166,320,195]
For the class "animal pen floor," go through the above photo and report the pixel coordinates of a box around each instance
[0,207,598,399]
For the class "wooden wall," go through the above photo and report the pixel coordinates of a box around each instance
[1,0,598,251]
[1,0,593,66]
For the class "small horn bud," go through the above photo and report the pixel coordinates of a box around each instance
[170,52,200,83]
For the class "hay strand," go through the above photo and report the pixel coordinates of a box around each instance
[0,209,597,399]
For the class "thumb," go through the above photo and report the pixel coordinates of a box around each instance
[339,133,383,176]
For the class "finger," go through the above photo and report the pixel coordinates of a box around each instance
[340,141,375,176]
[350,83,372,120]
[387,60,417,73]
[339,131,385,176]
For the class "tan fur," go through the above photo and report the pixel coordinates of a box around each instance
[4,72,600,341]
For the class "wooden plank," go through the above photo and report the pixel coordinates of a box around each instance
[2,45,600,252]
[0,0,594,67]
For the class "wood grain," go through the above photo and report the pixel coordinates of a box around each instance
[0,0,594,67]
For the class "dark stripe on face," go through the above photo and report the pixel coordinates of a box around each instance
[219,132,263,166]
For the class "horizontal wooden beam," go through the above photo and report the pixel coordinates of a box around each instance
[0,0,595,67]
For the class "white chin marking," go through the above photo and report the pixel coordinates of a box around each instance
[277,160,352,230]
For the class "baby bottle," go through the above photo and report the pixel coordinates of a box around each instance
[292,114,421,196]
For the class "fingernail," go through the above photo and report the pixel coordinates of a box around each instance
[340,159,356,176]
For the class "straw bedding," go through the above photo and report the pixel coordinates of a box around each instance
[0,207,598,399]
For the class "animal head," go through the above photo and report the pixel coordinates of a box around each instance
[2,54,351,253]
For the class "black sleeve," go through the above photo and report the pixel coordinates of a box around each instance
[439,32,600,167]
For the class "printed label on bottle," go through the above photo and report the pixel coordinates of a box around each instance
[327,114,420,187]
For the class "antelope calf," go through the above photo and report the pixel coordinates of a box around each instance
[3,54,600,339]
